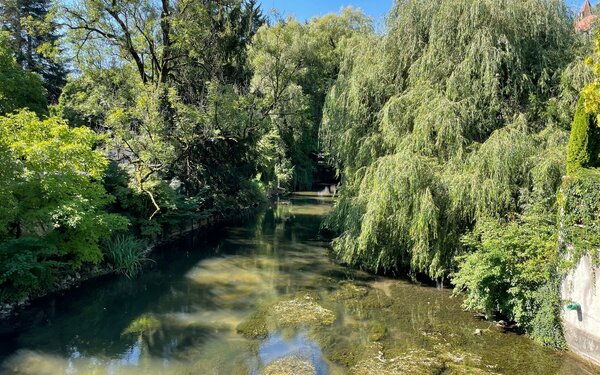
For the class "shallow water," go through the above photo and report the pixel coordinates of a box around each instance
[0,193,598,375]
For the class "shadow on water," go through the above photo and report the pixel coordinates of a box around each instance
[0,192,599,375]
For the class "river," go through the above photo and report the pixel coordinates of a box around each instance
[0,193,598,375]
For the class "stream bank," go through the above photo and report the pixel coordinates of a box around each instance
[0,193,598,375]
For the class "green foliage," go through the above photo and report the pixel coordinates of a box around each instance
[317,0,588,348]
[453,212,566,347]
[560,28,600,270]
[102,234,148,278]
[172,0,265,91]
[559,168,600,268]
[0,237,62,303]
[0,110,127,270]
[322,0,577,279]
[249,9,371,190]
[59,0,269,217]
[0,111,130,303]
[0,32,47,115]
[450,18,600,348]
[567,96,600,174]
[530,280,567,348]
[0,0,66,102]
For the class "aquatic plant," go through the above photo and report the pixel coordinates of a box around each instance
[237,309,269,339]
[367,321,387,342]
[271,296,336,328]
[122,313,161,336]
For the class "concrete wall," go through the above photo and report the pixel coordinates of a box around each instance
[561,254,600,365]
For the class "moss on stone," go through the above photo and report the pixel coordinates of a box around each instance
[122,313,161,336]
[368,321,387,341]
[262,356,316,375]
[329,281,369,301]
[271,295,336,327]
[236,310,268,339]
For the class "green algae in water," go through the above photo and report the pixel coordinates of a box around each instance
[121,313,161,336]
[329,281,368,301]
[237,294,336,340]
[237,309,269,339]
[368,321,387,342]
[271,296,336,328]
[1,193,599,375]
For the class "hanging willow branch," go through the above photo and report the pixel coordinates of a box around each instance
[321,0,579,278]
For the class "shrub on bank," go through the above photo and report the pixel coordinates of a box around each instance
[453,212,566,348]
[102,234,149,279]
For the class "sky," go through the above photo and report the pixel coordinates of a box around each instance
[258,0,393,24]
[568,0,594,10]
[260,0,593,25]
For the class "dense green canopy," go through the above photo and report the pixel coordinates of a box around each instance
[0,110,127,300]
[0,0,598,351]
[322,0,580,278]
[0,32,47,115]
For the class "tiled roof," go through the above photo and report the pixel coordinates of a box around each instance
[576,0,597,33]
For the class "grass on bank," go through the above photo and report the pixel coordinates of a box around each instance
[103,234,151,278]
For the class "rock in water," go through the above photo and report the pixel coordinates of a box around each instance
[262,356,316,375]
[271,295,336,327]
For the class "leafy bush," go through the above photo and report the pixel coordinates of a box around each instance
[0,237,63,303]
[0,32,47,116]
[0,110,129,303]
[103,234,149,278]
[0,111,129,266]
[453,212,566,348]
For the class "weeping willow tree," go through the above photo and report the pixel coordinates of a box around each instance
[321,0,582,279]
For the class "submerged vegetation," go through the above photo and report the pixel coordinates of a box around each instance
[2,195,598,374]
[0,0,599,359]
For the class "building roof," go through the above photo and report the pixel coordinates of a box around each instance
[576,0,597,33]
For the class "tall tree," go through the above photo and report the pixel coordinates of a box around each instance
[60,0,267,218]
[248,8,371,189]
[0,31,47,115]
[321,0,576,278]
[0,0,66,103]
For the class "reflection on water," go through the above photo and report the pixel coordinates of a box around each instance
[0,192,599,375]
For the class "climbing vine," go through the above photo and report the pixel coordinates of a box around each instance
[559,168,600,268]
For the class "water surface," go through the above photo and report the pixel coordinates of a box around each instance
[0,193,598,375]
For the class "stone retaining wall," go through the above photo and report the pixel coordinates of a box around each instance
[561,254,600,365]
